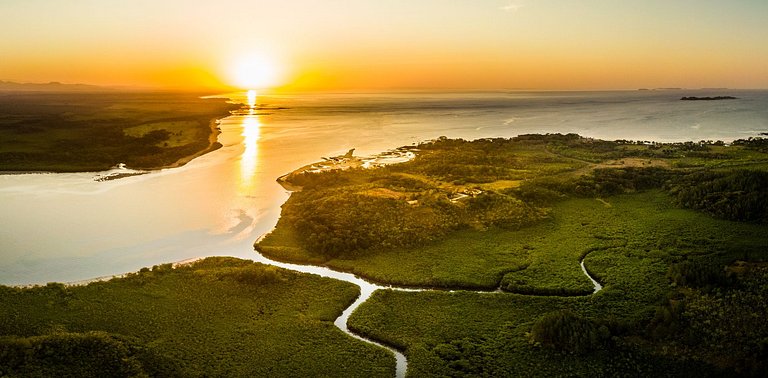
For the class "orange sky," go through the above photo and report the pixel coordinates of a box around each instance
[1,0,767,92]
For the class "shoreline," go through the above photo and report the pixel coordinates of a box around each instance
[0,115,230,179]
[145,118,225,171]
[0,92,237,176]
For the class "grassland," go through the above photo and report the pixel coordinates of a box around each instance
[0,258,394,377]
[0,91,238,172]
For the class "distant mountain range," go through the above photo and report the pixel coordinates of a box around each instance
[0,80,105,92]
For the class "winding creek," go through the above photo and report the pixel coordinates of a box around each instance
[251,229,603,378]
[2,90,763,376]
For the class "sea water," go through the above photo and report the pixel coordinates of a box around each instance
[1,90,766,285]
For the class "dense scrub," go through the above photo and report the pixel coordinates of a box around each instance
[529,310,611,354]
[649,261,768,375]
[267,137,569,259]
[0,258,394,377]
[0,331,180,377]
[259,134,768,291]
[0,91,237,171]
[348,192,767,376]
[351,289,720,377]
[667,170,768,222]
[264,135,768,376]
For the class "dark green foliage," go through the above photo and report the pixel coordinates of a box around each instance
[351,290,719,377]
[668,170,768,222]
[525,167,676,197]
[270,137,561,258]
[210,262,285,284]
[546,134,627,162]
[667,259,728,288]
[649,262,768,376]
[280,191,461,257]
[346,191,767,376]
[394,135,581,183]
[287,169,355,190]
[0,332,181,378]
[530,310,611,354]
[259,135,768,376]
[577,167,674,196]
[464,192,545,229]
[733,137,768,152]
[0,257,394,377]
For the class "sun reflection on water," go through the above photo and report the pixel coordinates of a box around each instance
[240,114,261,192]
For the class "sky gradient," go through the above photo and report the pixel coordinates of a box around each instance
[2,0,767,91]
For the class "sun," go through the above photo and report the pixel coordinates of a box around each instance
[228,54,281,90]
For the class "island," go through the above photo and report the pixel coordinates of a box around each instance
[2,134,767,377]
[0,90,239,172]
[680,96,738,101]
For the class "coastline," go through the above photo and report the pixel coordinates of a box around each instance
[0,92,238,176]
[0,115,230,179]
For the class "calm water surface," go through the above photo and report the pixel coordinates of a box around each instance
[1,90,767,285]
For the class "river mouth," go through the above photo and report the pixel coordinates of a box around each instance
[2,90,765,376]
[2,90,766,285]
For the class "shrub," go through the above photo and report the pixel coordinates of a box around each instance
[529,310,611,354]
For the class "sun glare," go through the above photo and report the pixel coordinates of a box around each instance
[230,54,281,90]
[240,115,261,192]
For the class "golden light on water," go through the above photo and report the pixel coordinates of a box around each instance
[246,90,257,108]
[239,115,262,192]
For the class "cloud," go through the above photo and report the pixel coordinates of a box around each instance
[500,2,523,12]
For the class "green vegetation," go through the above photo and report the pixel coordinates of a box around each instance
[350,289,719,377]
[0,258,394,377]
[4,133,766,376]
[347,191,767,375]
[668,169,768,222]
[257,134,768,290]
[258,134,768,375]
[0,91,238,171]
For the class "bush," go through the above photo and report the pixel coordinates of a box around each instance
[668,170,768,222]
[216,264,285,285]
[0,332,180,377]
[530,310,611,354]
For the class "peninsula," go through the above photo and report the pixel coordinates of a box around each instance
[680,96,738,101]
[0,90,238,172]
